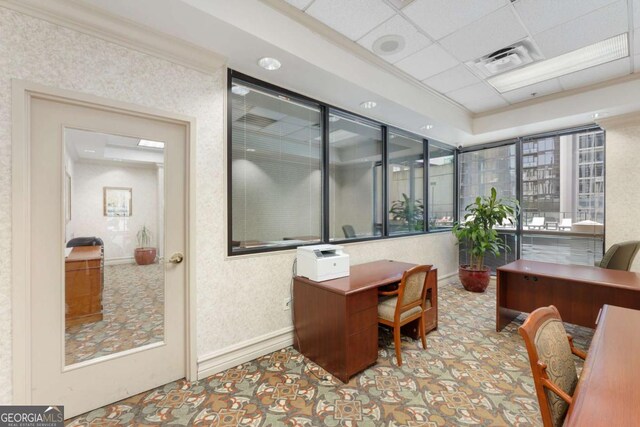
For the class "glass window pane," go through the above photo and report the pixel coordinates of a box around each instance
[428,143,455,230]
[230,79,322,252]
[388,132,424,235]
[329,111,382,240]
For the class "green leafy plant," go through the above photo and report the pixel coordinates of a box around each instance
[389,193,424,231]
[452,187,519,270]
[136,225,153,248]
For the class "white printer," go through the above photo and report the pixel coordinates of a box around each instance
[296,244,350,282]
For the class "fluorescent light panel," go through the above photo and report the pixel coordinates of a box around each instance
[138,139,165,149]
[488,33,628,93]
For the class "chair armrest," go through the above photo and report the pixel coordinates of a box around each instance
[537,361,573,404]
[378,289,399,296]
[567,335,587,360]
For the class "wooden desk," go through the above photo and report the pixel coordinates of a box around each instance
[565,305,640,426]
[65,246,104,326]
[496,260,640,331]
[293,260,438,382]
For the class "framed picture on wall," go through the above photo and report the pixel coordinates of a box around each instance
[103,187,132,217]
[65,171,72,224]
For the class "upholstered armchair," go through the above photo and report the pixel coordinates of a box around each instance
[378,264,433,366]
[598,240,640,271]
[519,305,587,427]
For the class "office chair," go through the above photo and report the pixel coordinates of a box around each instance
[342,225,356,238]
[519,305,586,427]
[598,241,640,271]
[66,236,104,247]
[377,264,433,366]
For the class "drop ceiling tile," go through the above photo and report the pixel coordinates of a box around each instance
[534,1,628,58]
[395,44,459,80]
[446,82,509,113]
[558,58,631,89]
[402,0,507,41]
[305,0,395,40]
[500,79,564,104]
[423,64,480,93]
[260,121,304,136]
[514,0,619,35]
[285,0,314,10]
[358,15,432,63]
[439,6,528,62]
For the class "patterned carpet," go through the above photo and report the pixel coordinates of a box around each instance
[66,278,593,426]
[65,263,164,365]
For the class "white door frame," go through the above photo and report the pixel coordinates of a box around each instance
[11,79,198,404]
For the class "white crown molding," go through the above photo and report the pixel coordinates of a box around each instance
[0,0,226,74]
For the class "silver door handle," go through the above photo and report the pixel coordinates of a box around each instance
[168,253,184,264]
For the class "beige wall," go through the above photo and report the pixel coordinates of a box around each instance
[0,7,458,403]
[599,113,640,272]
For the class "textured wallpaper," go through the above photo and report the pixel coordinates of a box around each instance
[0,7,458,404]
[602,121,640,273]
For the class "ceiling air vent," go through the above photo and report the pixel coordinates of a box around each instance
[466,38,542,79]
[236,113,277,128]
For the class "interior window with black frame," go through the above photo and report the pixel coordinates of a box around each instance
[388,131,425,235]
[428,143,455,231]
[229,78,322,253]
[328,111,383,241]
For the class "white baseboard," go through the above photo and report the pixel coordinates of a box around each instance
[197,326,294,380]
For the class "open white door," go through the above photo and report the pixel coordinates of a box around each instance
[24,92,189,418]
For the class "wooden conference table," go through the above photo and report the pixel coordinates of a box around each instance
[564,305,640,426]
[293,260,438,382]
[496,259,640,331]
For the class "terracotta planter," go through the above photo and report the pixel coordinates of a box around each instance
[134,247,157,265]
[459,265,491,292]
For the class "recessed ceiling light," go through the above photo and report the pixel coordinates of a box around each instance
[372,34,405,56]
[258,57,281,71]
[231,84,250,96]
[360,101,377,109]
[421,124,434,131]
[246,148,256,152]
[592,112,608,119]
[138,139,165,149]
[487,33,628,93]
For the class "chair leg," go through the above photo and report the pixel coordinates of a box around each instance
[419,315,427,350]
[394,326,402,366]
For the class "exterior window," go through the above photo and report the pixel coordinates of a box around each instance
[328,112,383,241]
[388,132,425,235]
[230,78,322,253]
[428,143,455,230]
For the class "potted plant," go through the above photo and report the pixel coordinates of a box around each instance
[389,193,424,232]
[452,187,518,292]
[134,225,157,265]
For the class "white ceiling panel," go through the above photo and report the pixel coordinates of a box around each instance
[439,6,528,62]
[501,79,564,104]
[558,58,631,89]
[447,82,509,113]
[260,121,305,136]
[305,0,395,40]
[402,0,506,41]
[514,0,619,35]
[357,14,432,63]
[284,0,314,10]
[534,0,628,58]
[395,44,459,80]
[423,64,480,94]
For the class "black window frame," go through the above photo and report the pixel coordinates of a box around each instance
[227,69,457,255]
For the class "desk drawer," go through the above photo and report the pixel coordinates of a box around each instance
[348,306,377,335]
[347,289,377,313]
[347,324,378,376]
